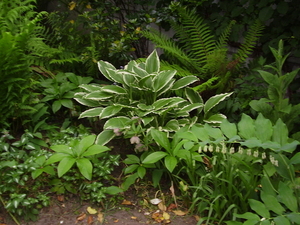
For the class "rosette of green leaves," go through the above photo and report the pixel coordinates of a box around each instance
[75,50,204,145]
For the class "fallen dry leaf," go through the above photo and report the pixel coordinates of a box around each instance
[57,195,64,202]
[131,216,137,220]
[87,206,97,214]
[87,215,93,225]
[167,203,177,211]
[121,199,133,205]
[173,210,187,216]
[158,202,167,211]
[76,213,86,223]
[113,219,119,223]
[163,212,170,220]
[194,215,201,221]
[97,212,104,223]
[152,212,164,223]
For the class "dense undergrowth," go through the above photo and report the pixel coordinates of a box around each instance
[0,0,300,224]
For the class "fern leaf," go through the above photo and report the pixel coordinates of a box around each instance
[233,20,264,67]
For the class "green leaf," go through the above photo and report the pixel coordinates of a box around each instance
[249,199,270,218]
[152,169,163,187]
[76,158,93,180]
[79,107,103,118]
[204,92,233,114]
[124,155,141,164]
[259,6,274,22]
[278,181,298,212]
[234,212,260,221]
[261,191,285,215]
[99,105,122,119]
[272,118,288,145]
[171,76,198,90]
[249,98,273,115]
[277,1,289,15]
[76,135,96,156]
[121,173,139,191]
[137,166,146,178]
[124,164,139,174]
[255,113,273,142]
[204,123,224,140]
[220,119,237,139]
[104,186,123,195]
[61,99,73,109]
[164,155,177,173]
[57,157,76,177]
[46,153,68,165]
[238,114,255,139]
[104,116,131,129]
[82,145,110,156]
[273,215,291,225]
[287,213,300,224]
[145,50,160,74]
[142,151,168,164]
[31,169,44,179]
[290,152,300,165]
[52,100,61,113]
[96,129,115,146]
[150,129,171,152]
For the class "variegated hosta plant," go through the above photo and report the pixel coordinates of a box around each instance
[74,50,231,147]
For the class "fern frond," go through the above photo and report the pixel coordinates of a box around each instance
[216,20,236,49]
[142,29,202,74]
[175,7,216,65]
[233,20,264,67]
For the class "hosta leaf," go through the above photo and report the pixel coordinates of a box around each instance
[138,74,154,90]
[97,60,117,81]
[238,114,255,139]
[79,107,103,118]
[58,157,76,177]
[79,84,101,92]
[164,120,180,131]
[185,87,203,104]
[171,76,198,90]
[77,158,93,180]
[153,70,176,92]
[74,97,99,107]
[164,155,177,173]
[204,113,227,124]
[204,92,233,114]
[99,105,122,119]
[85,91,113,100]
[133,65,148,77]
[152,97,185,110]
[107,68,125,84]
[82,145,110,156]
[101,85,127,94]
[104,116,131,129]
[145,50,160,74]
[122,71,138,86]
[142,151,168,164]
[177,103,203,114]
[96,129,115,145]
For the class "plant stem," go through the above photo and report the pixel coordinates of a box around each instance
[0,195,20,225]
